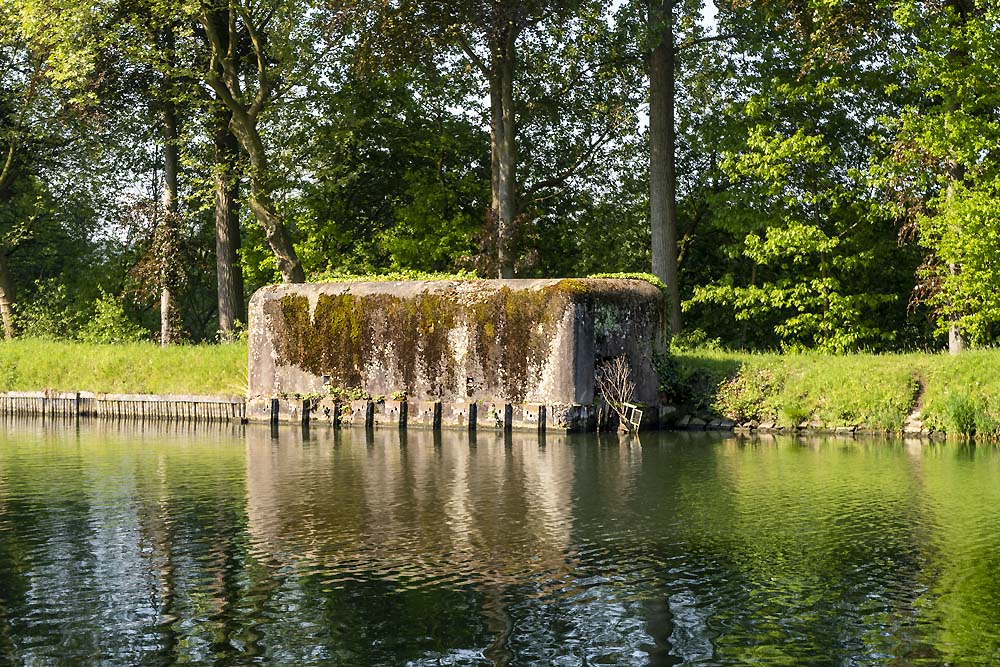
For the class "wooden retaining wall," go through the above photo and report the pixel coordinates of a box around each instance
[0,391,246,422]
[247,396,672,433]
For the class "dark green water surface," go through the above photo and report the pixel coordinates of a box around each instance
[0,421,999,666]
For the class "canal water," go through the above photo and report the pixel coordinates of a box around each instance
[0,421,998,666]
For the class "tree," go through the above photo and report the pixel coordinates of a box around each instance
[213,101,244,338]
[158,25,183,345]
[1,3,110,341]
[880,0,1000,350]
[368,0,638,277]
[201,4,245,337]
[647,0,717,335]
[0,41,38,339]
[685,0,913,351]
[648,0,680,334]
[191,0,325,284]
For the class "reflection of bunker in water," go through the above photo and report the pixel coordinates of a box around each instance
[246,279,666,431]
[243,427,656,664]
[244,428,580,584]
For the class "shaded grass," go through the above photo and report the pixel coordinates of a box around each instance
[675,349,998,434]
[0,340,247,396]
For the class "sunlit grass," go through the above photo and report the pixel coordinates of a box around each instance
[3,338,1000,435]
[676,348,1000,435]
[0,340,247,396]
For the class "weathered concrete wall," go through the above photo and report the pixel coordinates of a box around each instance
[248,279,665,426]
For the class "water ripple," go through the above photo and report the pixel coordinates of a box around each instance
[1,422,999,665]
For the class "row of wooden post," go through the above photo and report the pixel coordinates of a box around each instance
[0,391,246,423]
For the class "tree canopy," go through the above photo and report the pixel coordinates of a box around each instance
[1,0,999,352]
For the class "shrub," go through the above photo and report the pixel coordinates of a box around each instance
[15,278,85,339]
[77,291,149,344]
[713,368,784,423]
[942,393,982,436]
[654,351,686,402]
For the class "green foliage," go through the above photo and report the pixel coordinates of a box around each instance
[326,385,373,402]
[680,0,919,351]
[77,290,148,344]
[286,67,489,279]
[876,2,1000,346]
[670,328,722,352]
[14,279,85,339]
[653,350,685,402]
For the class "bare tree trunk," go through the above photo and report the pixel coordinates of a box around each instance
[945,0,974,354]
[0,112,18,340]
[649,0,681,335]
[0,252,15,340]
[160,100,180,347]
[215,108,244,340]
[947,176,964,355]
[231,114,305,284]
[491,25,518,279]
[948,291,964,353]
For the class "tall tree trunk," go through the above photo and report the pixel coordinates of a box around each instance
[0,115,18,340]
[491,25,518,279]
[230,113,305,284]
[214,107,244,340]
[160,100,180,347]
[945,0,973,354]
[649,0,681,335]
[0,252,15,340]
[947,171,964,355]
[199,8,305,285]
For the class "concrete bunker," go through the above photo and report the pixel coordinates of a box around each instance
[247,278,666,431]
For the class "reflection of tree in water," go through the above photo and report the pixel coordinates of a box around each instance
[0,421,175,665]
[2,421,998,665]
[0,427,35,663]
[126,422,255,666]
[650,436,981,665]
[915,442,1000,664]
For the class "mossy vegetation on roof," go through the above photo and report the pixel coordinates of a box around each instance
[308,269,481,283]
[307,268,668,292]
[587,272,668,291]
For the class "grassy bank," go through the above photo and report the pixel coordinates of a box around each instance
[0,340,247,396]
[2,339,997,437]
[674,349,1000,436]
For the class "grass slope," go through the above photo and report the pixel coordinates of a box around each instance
[0,340,247,396]
[2,339,998,436]
[676,349,1000,436]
